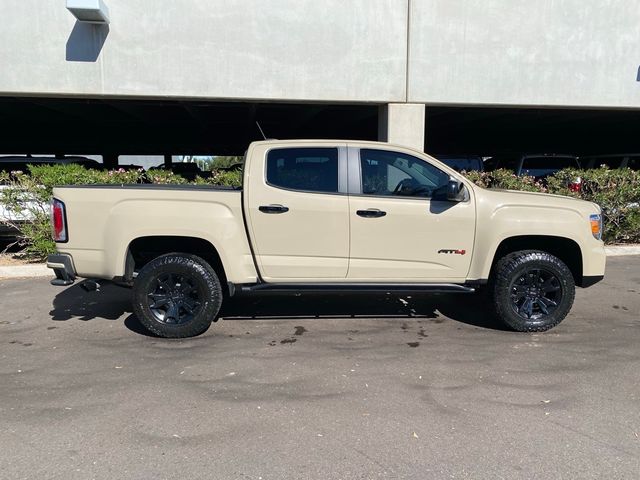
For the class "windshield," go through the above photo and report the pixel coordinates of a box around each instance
[438,156,483,172]
[521,156,578,177]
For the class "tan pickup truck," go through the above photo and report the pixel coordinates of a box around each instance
[47,140,606,337]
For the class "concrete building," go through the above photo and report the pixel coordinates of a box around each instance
[1,0,639,160]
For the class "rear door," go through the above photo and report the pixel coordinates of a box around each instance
[347,146,475,282]
[245,143,350,281]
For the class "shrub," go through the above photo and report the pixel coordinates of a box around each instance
[546,167,640,244]
[193,169,243,187]
[1,170,56,257]
[144,170,188,185]
[463,169,546,192]
[464,167,640,244]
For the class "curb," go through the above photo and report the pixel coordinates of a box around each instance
[0,264,51,279]
[1,246,639,280]
[604,245,640,256]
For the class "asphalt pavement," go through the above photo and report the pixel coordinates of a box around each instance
[1,256,639,479]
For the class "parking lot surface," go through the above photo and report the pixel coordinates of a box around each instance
[1,256,639,479]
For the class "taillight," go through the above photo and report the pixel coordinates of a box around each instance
[51,198,68,242]
[568,177,582,192]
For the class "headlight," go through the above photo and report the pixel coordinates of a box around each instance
[590,214,602,240]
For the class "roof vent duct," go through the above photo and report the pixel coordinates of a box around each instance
[66,0,110,24]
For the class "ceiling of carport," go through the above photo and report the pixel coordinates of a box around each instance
[0,97,378,156]
[2,97,639,158]
[426,107,640,156]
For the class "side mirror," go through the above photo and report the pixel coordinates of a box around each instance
[446,180,465,202]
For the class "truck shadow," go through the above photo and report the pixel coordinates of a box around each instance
[50,280,133,322]
[50,280,507,334]
[222,293,506,330]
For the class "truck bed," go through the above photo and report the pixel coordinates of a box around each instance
[53,184,257,283]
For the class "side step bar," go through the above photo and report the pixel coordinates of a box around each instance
[233,283,475,296]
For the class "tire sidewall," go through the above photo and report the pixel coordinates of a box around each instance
[492,251,575,332]
[133,254,222,338]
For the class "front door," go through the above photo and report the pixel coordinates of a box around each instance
[246,144,350,281]
[347,147,475,282]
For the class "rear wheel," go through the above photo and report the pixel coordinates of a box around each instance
[490,250,575,332]
[132,253,223,338]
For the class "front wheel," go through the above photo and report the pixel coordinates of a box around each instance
[490,250,575,332]
[132,253,223,338]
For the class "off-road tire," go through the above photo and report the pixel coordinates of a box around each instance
[132,253,223,338]
[490,250,575,332]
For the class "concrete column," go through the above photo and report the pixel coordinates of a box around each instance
[378,103,426,152]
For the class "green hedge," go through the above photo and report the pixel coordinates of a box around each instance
[1,164,638,259]
[0,164,242,258]
[464,168,640,244]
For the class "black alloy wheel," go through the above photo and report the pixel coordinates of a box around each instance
[147,272,203,325]
[490,250,575,332]
[132,253,223,338]
[509,268,563,320]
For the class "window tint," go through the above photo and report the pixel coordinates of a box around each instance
[583,156,625,169]
[520,156,579,177]
[598,156,624,168]
[627,156,640,170]
[437,155,483,172]
[266,148,339,193]
[485,156,517,171]
[360,149,450,198]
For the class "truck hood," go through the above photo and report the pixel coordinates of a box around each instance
[476,187,601,216]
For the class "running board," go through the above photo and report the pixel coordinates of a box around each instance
[233,283,475,296]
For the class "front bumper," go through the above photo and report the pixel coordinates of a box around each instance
[47,254,76,286]
[581,275,604,288]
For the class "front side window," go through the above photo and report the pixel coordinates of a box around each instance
[266,147,339,193]
[360,149,450,198]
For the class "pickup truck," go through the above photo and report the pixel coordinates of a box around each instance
[47,140,606,338]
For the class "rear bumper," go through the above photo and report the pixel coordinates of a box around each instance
[47,254,76,286]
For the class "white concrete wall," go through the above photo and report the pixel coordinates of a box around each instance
[409,0,640,108]
[1,0,640,109]
[0,0,407,102]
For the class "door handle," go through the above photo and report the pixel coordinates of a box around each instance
[259,204,289,214]
[356,209,386,218]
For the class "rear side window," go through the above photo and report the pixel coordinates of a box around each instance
[266,148,339,193]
